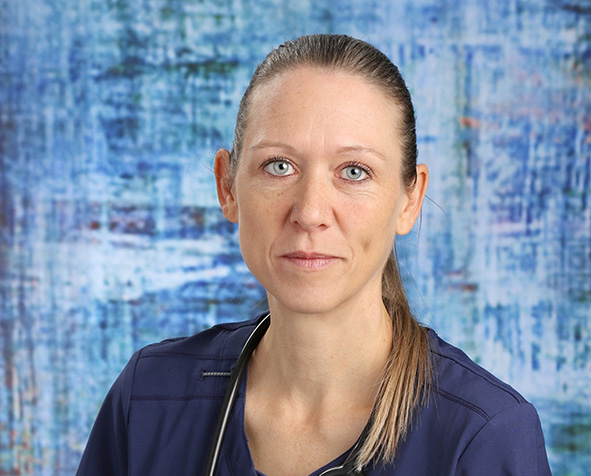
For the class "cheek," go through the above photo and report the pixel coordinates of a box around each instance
[236,189,286,256]
[237,216,265,275]
[238,188,285,224]
[347,193,399,236]
[353,211,399,270]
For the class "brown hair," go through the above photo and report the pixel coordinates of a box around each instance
[229,34,431,469]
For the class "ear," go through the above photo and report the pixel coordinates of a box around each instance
[214,149,239,223]
[396,164,429,235]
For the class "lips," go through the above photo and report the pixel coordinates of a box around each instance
[281,251,340,270]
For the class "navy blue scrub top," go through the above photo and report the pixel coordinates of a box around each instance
[76,315,552,475]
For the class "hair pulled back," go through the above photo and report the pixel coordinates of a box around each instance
[230,34,431,469]
[230,34,417,188]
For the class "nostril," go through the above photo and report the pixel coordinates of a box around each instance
[289,199,332,231]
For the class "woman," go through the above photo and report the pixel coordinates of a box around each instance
[77,34,552,476]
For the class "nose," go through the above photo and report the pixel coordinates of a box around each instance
[289,172,333,231]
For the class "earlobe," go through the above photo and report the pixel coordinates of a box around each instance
[396,164,429,235]
[214,149,239,223]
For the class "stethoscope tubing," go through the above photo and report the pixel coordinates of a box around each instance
[202,313,367,476]
[202,314,271,476]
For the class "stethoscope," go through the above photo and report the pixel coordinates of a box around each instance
[202,314,369,476]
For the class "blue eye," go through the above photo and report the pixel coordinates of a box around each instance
[264,160,295,176]
[342,165,369,181]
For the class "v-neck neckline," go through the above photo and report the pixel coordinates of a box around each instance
[222,366,357,476]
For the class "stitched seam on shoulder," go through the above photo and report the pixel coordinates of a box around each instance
[139,352,240,360]
[128,348,143,476]
[455,402,529,464]
[430,350,522,404]
[128,349,143,427]
[215,319,259,330]
[131,394,226,401]
[433,387,491,420]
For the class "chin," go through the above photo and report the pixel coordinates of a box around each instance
[267,287,347,316]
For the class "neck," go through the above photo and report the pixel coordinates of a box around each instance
[249,292,393,410]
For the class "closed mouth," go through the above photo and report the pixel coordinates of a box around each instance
[283,252,338,259]
[281,252,340,269]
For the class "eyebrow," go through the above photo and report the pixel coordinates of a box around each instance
[248,141,385,160]
[336,145,386,160]
[248,141,297,153]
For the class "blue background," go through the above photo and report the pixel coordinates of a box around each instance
[0,0,590,474]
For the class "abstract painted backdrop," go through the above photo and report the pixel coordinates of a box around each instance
[1,0,590,474]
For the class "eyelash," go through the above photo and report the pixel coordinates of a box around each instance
[261,157,373,181]
[262,156,289,166]
[261,156,294,176]
[341,161,373,181]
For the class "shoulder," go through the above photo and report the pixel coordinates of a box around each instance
[77,316,267,474]
[420,330,551,475]
[140,314,265,359]
[427,329,527,419]
[123,314,267,397]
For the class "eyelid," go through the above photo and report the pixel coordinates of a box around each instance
[260,157,372,180]
[261,156,296,176]
[339,161,373,181]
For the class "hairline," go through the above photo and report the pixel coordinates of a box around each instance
[232,64,410,171]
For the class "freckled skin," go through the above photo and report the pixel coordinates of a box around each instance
[215,67,426,317]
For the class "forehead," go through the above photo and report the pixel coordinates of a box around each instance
[242,67,403,157]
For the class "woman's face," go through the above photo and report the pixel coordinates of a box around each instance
[215,67,427,315]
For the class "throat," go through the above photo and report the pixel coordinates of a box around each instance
[244,394,370,476]
[243,303,393,474]
[252,305,393,398]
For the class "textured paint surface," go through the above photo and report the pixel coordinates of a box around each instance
[0,0,590,474]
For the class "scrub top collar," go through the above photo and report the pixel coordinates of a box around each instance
[219,362,359,476]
